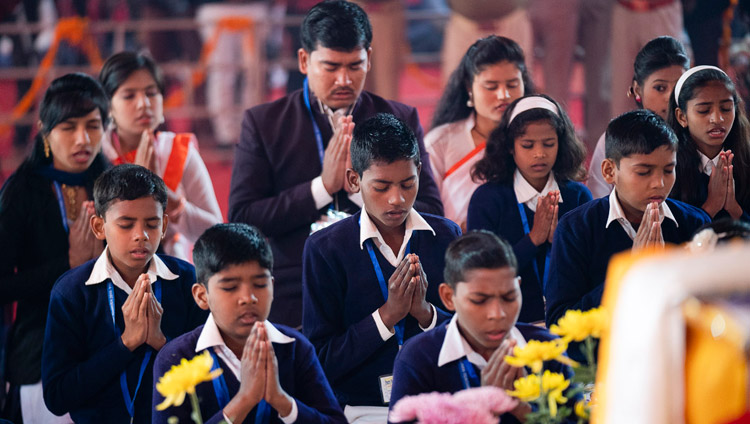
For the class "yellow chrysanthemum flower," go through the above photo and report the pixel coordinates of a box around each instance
[155,351,223,411]
[549,307,608,342]
[506,371,570,417]
[504,339,577,373]
[575,400,589,420]
[506,373,540,401]
[541,370,569,417]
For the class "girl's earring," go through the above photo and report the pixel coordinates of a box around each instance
[635,94,642,103]
[466,95,474,108]
[110,115,117,129]
[43,137,50,158]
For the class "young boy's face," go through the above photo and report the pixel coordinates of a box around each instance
[347,159,420,232]
[602,145,676,222]
[192,261,273,350]
[439,267,521,357]
[91,196,167,278]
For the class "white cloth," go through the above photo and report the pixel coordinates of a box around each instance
[605,188,678,240]
[425,115,484,228]
[698,150,722,176]
[513,169,563,212]
[102,131,223,262]
[437,314,527,370]
[343,405,389,424]
[359,207,438,340]
[20,382,73,424]
[195,314,298,423]
[586,132,613,199]
[84,246,178,293]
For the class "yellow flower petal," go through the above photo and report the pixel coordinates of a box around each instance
[504,339,569,372]
[575,400,589,419]
[155,351,223,412]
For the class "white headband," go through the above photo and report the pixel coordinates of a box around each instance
[674,65,727,102]
[508,96,559,126]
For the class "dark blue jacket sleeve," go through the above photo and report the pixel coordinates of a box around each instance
[42,286,135,416]
[301,238,388,382]
[290,335,348,423]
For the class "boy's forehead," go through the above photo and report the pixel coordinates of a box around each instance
[210,260,271,279]
[363,159,418,179]
[102,196,164,219]
[619,145,676,167]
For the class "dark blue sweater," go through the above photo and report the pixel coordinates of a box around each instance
[467,180,592,323]
[42,255,208,424]
[152,324,346,424]
[545,196,711,329]
[302,211,461,407]
[389,321,574,424]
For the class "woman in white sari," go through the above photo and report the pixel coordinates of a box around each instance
[426,35,533,230]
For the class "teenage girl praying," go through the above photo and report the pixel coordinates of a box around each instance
[668,65,750,221]
[468,94,591,323]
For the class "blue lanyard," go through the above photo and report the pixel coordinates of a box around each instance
[52,181,69,233]
[517,203,551,291]
[107,279,161,418]
[208,350,272,423]
[458,358,480,389]
[364,238,411,346]
[302,77,326,167]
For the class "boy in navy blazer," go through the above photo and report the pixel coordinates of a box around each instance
[153,223,345,424]
[302,113,460,422]
[545,110,711,329]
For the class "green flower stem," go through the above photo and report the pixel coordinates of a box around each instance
[189,391,203,424]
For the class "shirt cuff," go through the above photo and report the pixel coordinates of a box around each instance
[419,304,437,331]
[223,413,234,424]
[348,191,363,207]
[279,399,299,423]
[311,176,334,210]
[372,310,395,341]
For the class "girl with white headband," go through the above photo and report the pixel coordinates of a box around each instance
[468,94,590,324]
[668,65,750,221]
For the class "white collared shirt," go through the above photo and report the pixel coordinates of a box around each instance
[605,188,678,240]
[698,150,723,176]
[437,315,527,370]
[84,247,178,293]
[195,314,298,424]
[513,170,563,213]
[359,207,439,340]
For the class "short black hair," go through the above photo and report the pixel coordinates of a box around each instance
[99,51,165,98]
[351,113,420,175]
[193,223,273,286]
[93,164,168,217]
[444,230,517,289]
[605,109,677,166]
[300,0,372,52]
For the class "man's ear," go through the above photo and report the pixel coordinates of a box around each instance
[91,215,107,241]
[438,283,457,312]
[365,47,373,72]
[161,214,169,240]
[298,48,309,75]
[346,168,361,193]
[602,158,617,185]
[191,283,210,311]
[675,107,688,128]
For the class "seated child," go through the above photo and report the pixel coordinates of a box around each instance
[389,230,573,424]
[302,113,461,422]
[42,164,208,423]
[468,94,591,324]
[152,223,346,424]
[545,109,712,329]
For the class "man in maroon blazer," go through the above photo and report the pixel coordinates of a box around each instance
[228,0,443,329]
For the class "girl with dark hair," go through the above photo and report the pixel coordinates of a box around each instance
[588,36,690,198]
[99,51,222,261]
[668,66,750,221]
[467,94,591,323]
[0,73,109,423]
[426,36,533,230]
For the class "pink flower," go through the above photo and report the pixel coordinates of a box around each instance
[389,387,518,424]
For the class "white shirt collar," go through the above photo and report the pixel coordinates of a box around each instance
[358,207,435,267]
[698,149,723,176]
[605,188,678,239]
[195,313,294,354]
[437,314,527,368]
[513,170,563,213]
[84,246,178,294]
